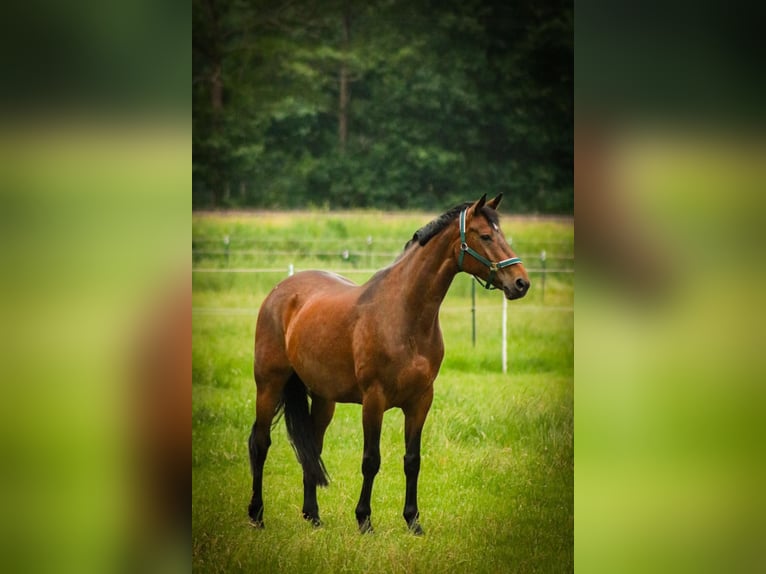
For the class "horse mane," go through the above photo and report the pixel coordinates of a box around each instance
[404,202,500,250]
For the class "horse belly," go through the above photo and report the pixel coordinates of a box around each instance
[292,349,360,403]
[285,311,362,404]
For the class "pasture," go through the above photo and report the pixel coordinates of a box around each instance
[192,210,573,573]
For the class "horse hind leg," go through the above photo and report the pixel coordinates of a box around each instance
[280,374,332,526]
[247,419,267,527]
[247,370,288,527]
[301,395,335,527]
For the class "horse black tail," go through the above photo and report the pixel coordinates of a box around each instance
[282,373,330,487]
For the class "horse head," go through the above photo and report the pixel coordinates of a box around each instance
[457,194,531,300]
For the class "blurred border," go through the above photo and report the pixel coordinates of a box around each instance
[0,0,189,571]
[576,2,766,572]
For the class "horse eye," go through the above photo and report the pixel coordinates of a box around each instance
[480,234,492,241]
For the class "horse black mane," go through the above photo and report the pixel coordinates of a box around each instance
[404,202,500,250]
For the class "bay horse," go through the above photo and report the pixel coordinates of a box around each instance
[248,194,530,534]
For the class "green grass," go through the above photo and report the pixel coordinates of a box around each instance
[193,210,573,573]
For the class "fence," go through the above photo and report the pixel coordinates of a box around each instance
[192,234,573,266]
[191,247,574,305]
[193,240,573,373]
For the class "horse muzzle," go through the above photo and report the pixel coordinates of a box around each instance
[503,276,530,300]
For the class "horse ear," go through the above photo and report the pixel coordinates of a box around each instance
[468,194,487,218]
[487,193,503,210]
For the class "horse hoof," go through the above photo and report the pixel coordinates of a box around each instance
[358,518,374,534]
[303,514,323,528]
[408,522,425,536]
[248,504,264,526]
[248,519,265,529]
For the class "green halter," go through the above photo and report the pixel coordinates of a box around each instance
[458,208,523,290]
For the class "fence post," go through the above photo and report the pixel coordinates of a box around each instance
[471,279,476,347]
[502,296,508,374]
[288,263,294,277]
[367,235,373,268]
[540,249,547,303]
[223,235,230,267]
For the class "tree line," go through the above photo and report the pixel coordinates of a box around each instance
[193,0,572,212]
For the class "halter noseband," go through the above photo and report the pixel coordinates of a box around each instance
[458,208,523,290]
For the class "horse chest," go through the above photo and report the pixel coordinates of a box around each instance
[352,338,440,406]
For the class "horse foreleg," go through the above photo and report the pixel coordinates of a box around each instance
[402,387,433,535]
[355,389,384,533]
[302,396,335,526]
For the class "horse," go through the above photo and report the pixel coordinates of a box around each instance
[247,194,530,534]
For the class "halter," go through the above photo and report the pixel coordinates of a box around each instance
[458,208,523,290]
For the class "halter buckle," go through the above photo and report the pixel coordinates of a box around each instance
[460,242,469,252]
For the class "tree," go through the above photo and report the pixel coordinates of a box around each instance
[192,0,573,213]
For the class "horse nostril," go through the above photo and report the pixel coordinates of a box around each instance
[515,277,529,292]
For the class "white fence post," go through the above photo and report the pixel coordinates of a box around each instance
[502,296,508,374]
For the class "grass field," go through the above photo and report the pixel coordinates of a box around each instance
[192,210,573,573]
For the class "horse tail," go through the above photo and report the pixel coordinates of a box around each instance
[281,373,330,487]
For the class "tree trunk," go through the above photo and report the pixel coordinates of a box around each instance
[211,62,223,116]
[208,60,224,206]
[204,0,225,206]
[338,6,351,152]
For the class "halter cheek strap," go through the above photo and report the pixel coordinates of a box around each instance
[458,208,523,290]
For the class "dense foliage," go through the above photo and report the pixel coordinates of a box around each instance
[193,0,572,212]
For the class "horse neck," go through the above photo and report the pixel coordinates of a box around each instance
[389,228,459,332]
